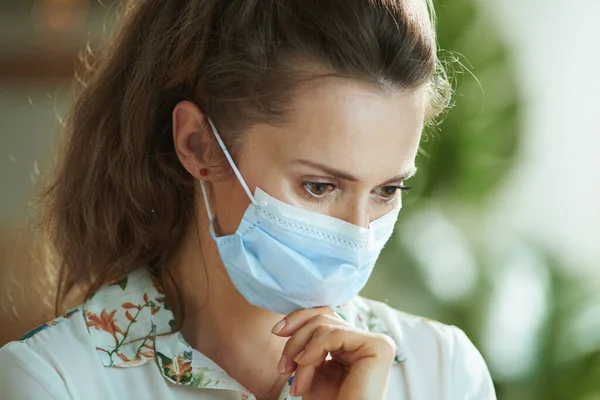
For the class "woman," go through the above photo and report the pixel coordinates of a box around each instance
[0,0,495,399]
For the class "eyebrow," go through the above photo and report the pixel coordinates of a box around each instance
[291,159,417,185]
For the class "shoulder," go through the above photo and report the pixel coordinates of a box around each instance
[0,307,97,398]
[6,307,90,352]
[353,296,496,399]
[0,341,68,399]
[355,296,475,358]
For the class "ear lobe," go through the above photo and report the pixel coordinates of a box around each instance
[172,101,214,180]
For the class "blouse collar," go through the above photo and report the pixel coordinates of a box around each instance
[83,267,406,394]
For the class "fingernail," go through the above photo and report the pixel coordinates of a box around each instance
[293,350,305,363]
[277,355,287,373]
[271,318,286,334]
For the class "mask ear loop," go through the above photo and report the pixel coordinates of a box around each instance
[200,117,258,225]
[206,117,257,204]
[200,181,215,223]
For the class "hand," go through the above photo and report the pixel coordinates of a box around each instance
[271,306,395,400]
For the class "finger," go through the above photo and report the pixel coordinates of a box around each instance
[290,363,317,396]
[278,314,341,374]
[271,306,341,337]
[296,328,396,368]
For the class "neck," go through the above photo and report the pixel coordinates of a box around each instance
[162,217,290,398]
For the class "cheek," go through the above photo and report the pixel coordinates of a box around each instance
[211,179,252,236]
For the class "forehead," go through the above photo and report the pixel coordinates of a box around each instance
[242,78,426,182]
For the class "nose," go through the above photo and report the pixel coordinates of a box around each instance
[338,200,370,229]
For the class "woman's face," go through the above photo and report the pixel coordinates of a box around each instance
[208,79,426,235]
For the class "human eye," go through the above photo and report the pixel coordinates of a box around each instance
[301,181,338,199]
[373,185,412,202]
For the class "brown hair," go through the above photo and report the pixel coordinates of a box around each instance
[40,0,451,313]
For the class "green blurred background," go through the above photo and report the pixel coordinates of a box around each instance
[1,1,599,399]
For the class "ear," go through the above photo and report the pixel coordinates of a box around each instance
[172,101,214,180]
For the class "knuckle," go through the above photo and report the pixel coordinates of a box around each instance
[327,326,349,341]
[311,313,337,325]
[315,324,333,337]
[373,333,396,358]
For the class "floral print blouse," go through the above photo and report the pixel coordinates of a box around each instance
[0,267,495,399]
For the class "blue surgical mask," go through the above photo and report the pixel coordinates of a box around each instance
[200,118,401,315]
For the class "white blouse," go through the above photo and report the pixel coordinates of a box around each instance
[0,268,496,399]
